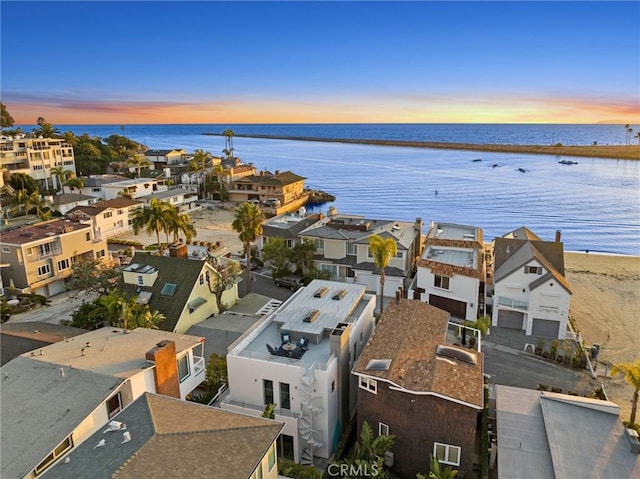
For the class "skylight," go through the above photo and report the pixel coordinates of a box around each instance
[160,283,177,297]
[366,359,391,371]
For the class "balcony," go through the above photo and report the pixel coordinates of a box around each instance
[223,397,300,419]
[193,356,205,377]
[497,296,528,311]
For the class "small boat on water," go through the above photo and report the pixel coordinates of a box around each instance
[472,158,482,162]
[559,160,579,165]
[518,168,527,173]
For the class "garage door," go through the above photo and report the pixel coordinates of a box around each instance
[429,295,467,318]
[532,318,560,338]
[47,280,66,297]
[497,310,524,330]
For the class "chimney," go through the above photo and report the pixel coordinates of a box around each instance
[415,217,423,233]
[169,242,188,258]
[330,323,351,428]
[145,340,181,398]
[555,230,561,242]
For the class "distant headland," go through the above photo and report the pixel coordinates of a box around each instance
[202,132,640,160]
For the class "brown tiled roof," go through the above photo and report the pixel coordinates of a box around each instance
[0,219,91,245]
[99,197,143,208]
[424,237,483,250]
[416,259,483,280]
[236,170,306,186]
[353,299,484,408]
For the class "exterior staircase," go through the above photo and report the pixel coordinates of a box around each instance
[298,364,323,465]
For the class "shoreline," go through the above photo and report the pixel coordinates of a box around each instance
[202,132,640,160]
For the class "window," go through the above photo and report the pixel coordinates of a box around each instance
[525,265,542,275]
[280,382,290,410]
[346,242,357,256]
[278,434,295,461]
[199,273,205,285]
[37,264,51,277]
[267,444,276,471]
[314,239,324,251]
[320,263,337,278]
[39,243,53,257]
[57,259,70,271]
[359,377,377,394]
[106,392,122,418]
[96,250,105,259]
[379,422,389,436]
[177,355,190,382]
[137,275,144,285]
[1,247,9,253]
[34,435,73,475]
[85,232,91,241]
[27,247,34,257]
[263,379,274,405]
[103,211,113,219]
[433,443,461,466]
[252,463,263,479]
[434,275,450,290]
[331,379,336,393]
[395,251,404,259]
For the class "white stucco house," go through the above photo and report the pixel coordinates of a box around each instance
[100,177,169,201]
[409,222,485,321]
[67,197,143,240]
[491,227,572,339]
[221,280,376,464]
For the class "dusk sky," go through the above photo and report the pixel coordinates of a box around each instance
[1,1,639,124]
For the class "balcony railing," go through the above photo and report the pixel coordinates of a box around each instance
[497,296,528,311]
[193,356,205,376]
[224,398,300,419]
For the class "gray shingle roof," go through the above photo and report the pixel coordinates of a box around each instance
[0,322,85,366]
[1,357,123,479]
[44,393,284,479]
[52,193,96,205]
[118,254,208,332]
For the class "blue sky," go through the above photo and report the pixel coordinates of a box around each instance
[1,1,639,124]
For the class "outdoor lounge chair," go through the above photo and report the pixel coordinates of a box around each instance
[297,336,310,351]
[267,344,277,355]
[289,348,304,359]
[281,333,291,344]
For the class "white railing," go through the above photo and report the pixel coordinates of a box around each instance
[193,356,205,376]
[224,397,300,419]
[497,296,528,311]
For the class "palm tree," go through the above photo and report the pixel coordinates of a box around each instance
[166,210,197,244]
[34,116,60,138]
[231,201,265,292]
[131,198,173,252]
[126,155,151,177]
[611,359,640,424]
[222,129,235,159]
[635,132,640,145]
[368,234,398,317]
[65,177,85,192]
[50,166,74,191]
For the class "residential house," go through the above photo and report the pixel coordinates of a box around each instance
[353,299,484,479]
[67,197,143,240]
[100,177,169,201]
[144,148,188,167]
[139,188,200,214]
[221,280,376,463]
[258,209,324,251]
[44,392,285,479]
[228,170,305,206]
[0,321,85,366]
[491,227,571,339]
[0,327,207,478]
[51,193,98,215]
[409,222,485,321]
[62,174,129,199]
[298,212,423,296]
[494,385,640,479]
[117,253,239,334]
[0,135,76,190]
[0,219,109,297]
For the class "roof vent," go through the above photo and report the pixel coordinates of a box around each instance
[332,289,346,300]
[314,287,328,298]
[624,428,640,454]
[303,309,320,323]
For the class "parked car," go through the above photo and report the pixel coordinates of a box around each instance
[275,275,304,291]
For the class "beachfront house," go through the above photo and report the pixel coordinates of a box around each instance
[408,222,485,321]
[116,253,239,334]
[143,148,188,167]
[138,188,200,214]
[353,299,484,478]
[298,211,423,297]
[67,197,144,240]
[51,193,98,215]
[44,393,285,479]
[258,210,324,251]
[0,135,76,191]
[491,227,572,339]
[0,327,206,478]
[0,219,109,297]
[220,280,376,464]
[62,174,129,199]
[228,170,306,207]
[494,385,640,478]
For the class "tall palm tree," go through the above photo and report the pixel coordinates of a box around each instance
[131,198,173,252]
[166,210,197,243]
[50,166,74,191]
[231,201,265,292]
[126,155,151,177]
[611,359,640,424]
[368,234,398,316]
[222,129,235,159]
[624,124,632,146]
[635,132,640,145]
[211,164,230,201]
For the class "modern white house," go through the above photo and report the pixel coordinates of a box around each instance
[62,174,129,199]
[0,328,206,478]
[298,211,423,297]
[258,209,324,251]
[138,188,200,214]
[100,177,169,201]
[67,197,143,240]
[51,193,98,215]
[409,222,485,321]
[143,148,188,167]
[221,280,376,464]
[491,227,572,339]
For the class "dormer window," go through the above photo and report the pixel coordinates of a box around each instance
[525,266,542,275]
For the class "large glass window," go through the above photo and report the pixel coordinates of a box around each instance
[263,379,274,405]
[177,355,190,382]
[267,444,276,471]
[433,442,461,466]
[107,392,122,418]
[434,275,450,290]
[35,435,73,475]
[278,434,295,460]
[280,382,290,410]
[346,242,357,256]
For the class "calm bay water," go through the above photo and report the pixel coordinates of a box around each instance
[37,124,640,255]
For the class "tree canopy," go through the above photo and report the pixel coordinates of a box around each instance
[368,234,398,316]
[1,102,14,128]
[67,256,120,296]
[232,202,265,292]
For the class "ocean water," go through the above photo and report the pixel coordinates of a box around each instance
[23,124,640,255]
